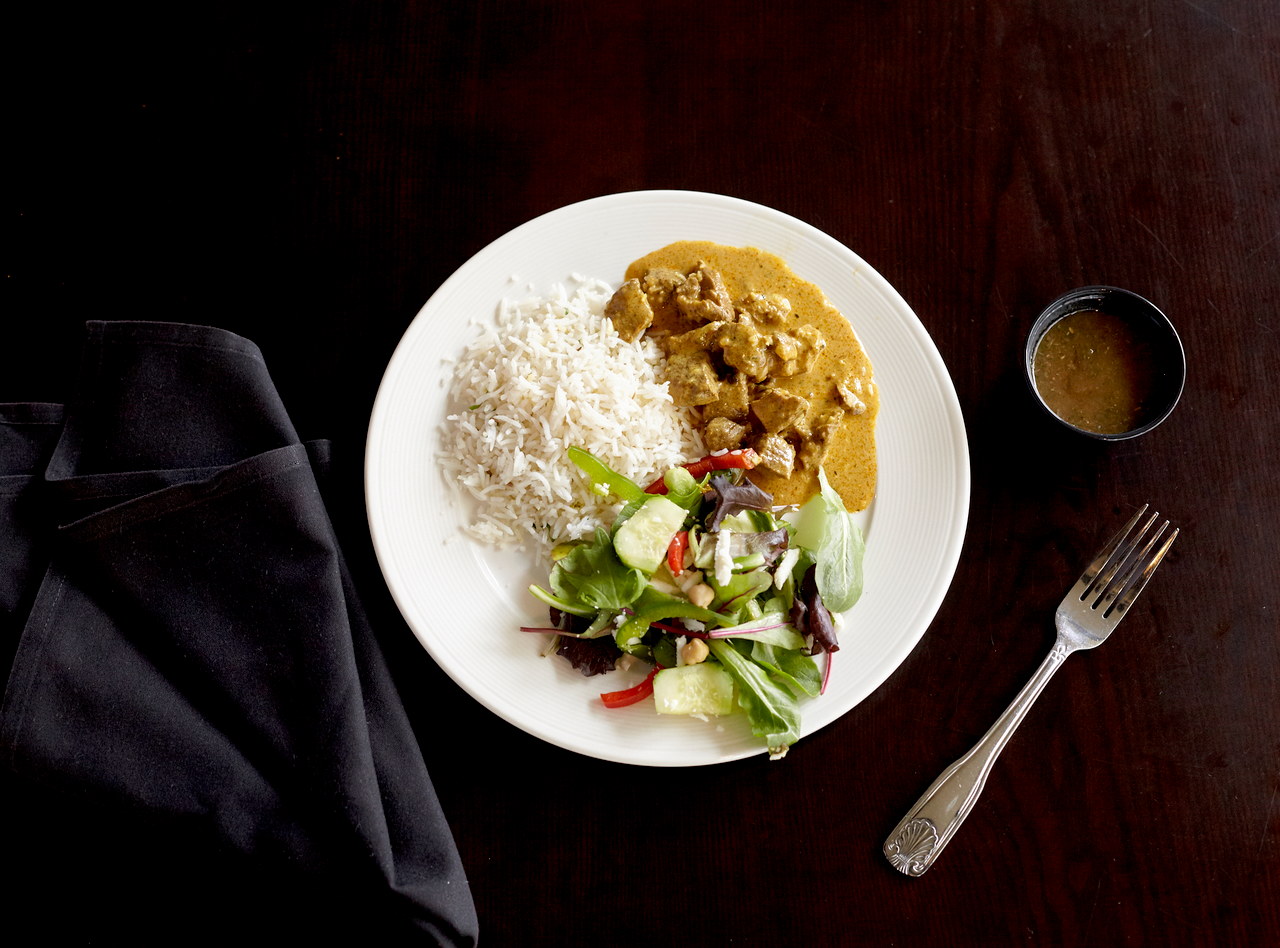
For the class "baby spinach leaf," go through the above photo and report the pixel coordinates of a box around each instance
[551,528,646,612]
[708,639,802,753]
[613,587,727,652]
[709,569,774,618]
[750,641,822,697]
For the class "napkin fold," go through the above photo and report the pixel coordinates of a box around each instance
[0,322,478,944]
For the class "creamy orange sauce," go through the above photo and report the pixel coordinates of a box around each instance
[625,241,878,509]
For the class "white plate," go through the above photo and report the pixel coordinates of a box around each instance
[366,190,969,766]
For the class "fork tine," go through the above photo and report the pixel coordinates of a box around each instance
[1092,511,1163,610]
[1078,505,1150,602]
[1103,523,1178,618]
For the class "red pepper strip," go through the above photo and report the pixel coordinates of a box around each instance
[644,449,761,494]
[600,666,661,709]
[667,530,689,575]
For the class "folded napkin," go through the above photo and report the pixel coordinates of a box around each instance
[1,322,478,944]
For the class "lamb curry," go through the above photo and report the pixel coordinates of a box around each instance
[605,241,878,509]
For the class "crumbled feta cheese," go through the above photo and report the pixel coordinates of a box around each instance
[773,548,801,589]
[714,529,733,587]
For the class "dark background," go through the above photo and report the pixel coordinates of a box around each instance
[4,2,1278,945]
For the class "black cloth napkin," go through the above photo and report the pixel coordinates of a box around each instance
[0,322,478,944]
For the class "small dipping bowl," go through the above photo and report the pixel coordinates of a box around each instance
[1025,285,1185,440]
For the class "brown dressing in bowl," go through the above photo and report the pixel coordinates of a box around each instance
[1031,309,1161,434]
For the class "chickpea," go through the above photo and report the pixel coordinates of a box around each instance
[688,583,714,608]
[680,638,710,665]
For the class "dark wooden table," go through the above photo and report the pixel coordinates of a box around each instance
[5,3,1277,945]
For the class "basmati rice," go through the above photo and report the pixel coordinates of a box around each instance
[440,275,703,553]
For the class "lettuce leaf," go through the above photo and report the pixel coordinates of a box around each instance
[795,469,865,614]
[728,622,805,650]
[549,528,646,612]
[750,641,822,697]
[708,639,802,753]
[556,634,623,677]
[709,569,773,617]
[613,586,728,652]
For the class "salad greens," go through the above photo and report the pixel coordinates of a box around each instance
[805,468,866,613]
[527,447,866,758]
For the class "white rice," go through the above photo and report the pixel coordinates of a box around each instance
[439,275,703,553]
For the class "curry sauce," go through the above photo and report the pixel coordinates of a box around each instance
[615,241,878,509]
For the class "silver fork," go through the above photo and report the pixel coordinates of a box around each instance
[883,505,1178,877]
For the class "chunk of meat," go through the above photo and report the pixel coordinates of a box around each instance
[665,350,722,407]
[642,266,685,301]
[791,325,826,373]
[797,410,844,471]
[699,371,751,422]
[704,416,750,452]
[773,324,826,376]
[641,267,687,323]
[604,279,654,342]
[674,263,734,323]
[835,377,868,415]
[718,321,772,380]
[753,433,796,477]
[663,320,728,357]
[769,332,803,376]
[751,388,810,436]
[736,292,792,326]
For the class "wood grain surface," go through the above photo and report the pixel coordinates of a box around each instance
[4,3,1277,945]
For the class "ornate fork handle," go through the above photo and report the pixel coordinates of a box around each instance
[883,640,1072,876]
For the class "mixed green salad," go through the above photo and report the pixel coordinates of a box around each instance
[524,446,866,758]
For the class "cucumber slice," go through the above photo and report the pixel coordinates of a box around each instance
[612,495,686,573]
[653,663,735,716]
